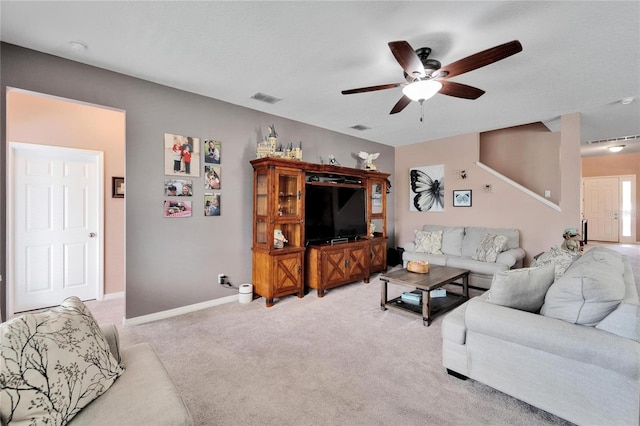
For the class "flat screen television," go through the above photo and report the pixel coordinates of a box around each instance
[305,185,367,245]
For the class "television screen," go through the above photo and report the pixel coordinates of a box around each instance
[305,185,367,244]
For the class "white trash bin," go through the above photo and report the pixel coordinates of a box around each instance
[239,283,253,304]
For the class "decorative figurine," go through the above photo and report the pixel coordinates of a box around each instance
[561,228,582,253]
[256,124,303,160]
[328,155,340,166]
[274,229,288,249]
[358,151,380,170]
[369,223,376,237]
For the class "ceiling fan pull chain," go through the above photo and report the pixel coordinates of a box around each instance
[419,100,424,122]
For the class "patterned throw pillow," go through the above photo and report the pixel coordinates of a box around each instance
[1,297,124,426]
[533,246,581,279]
[473,234,508,262]
[414,229,443,254]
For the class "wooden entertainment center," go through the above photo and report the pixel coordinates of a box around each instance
[250,157,389,307]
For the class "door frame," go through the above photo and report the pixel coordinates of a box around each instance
[6,142,105,317]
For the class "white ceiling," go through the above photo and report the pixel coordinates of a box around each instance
[2,1,639,157]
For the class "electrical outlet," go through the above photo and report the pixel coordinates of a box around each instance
[218,273,225,285]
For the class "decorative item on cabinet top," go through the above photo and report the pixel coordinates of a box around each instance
[256,124,303,160]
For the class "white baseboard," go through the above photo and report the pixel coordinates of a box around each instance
[123,294,239,326]
[102,292,124,300]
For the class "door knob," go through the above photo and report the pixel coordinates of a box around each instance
[89,232,96,238]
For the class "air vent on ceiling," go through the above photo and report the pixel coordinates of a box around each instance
[587,134,640,144]
[350,124,371,131]
[250,92,282,104]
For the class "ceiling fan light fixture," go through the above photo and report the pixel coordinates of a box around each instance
[608,145,625,153]
[402,80,443,102]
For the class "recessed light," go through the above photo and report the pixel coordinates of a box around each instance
[69,41,87,52]
[621,97,634,105]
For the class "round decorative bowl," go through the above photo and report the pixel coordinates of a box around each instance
[407,260,430,274]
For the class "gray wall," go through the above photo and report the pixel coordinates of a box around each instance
[1,43,395,319]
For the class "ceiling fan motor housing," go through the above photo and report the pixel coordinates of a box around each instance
[404,47,442,80]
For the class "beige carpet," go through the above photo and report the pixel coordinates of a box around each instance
[86,242,638,426]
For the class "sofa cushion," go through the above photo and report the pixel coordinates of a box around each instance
[68,343,194,426]
[487,265,555,312]
[0,297,124,426]
[532,246,581,279]
[446,256,510,276]
[472,234,508,263]
[596,303,640,343]
[422,225,465,256]
[414,229,443,254]
[541,248,626,326]
[403,251,448,266]
[461,227,519,257]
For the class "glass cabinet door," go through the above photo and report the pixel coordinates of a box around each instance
[276,170,301,218]
[255,172,268,245]
[274,168,303,250]
[371,181,384,216]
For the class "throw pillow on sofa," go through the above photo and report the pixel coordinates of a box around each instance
[487,265,556,312]
[472,234,508,263]
[414,229,443,254]
[532,246,581,279]
[540,249,626,326]
[1,297,124,426]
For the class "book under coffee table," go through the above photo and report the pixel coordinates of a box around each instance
[380,265,470,326]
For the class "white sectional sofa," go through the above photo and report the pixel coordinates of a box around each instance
[442,247,640,425]
[1,297,193,426]
[402,225,526,289]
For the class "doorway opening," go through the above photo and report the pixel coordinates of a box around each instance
[6,88,125,318]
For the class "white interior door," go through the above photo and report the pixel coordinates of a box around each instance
[583,177,619,242]
[9,143,103,314]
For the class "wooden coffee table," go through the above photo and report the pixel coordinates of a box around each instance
[380,265,469,326]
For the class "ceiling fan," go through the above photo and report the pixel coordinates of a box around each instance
[341,40,523,114]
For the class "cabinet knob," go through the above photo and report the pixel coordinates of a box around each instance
[297,265,301,275]
[297,190,301,200]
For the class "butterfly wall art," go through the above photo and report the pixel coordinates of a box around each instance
[409,165,444,212]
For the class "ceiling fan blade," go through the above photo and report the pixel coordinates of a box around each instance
[438,40,522,79]
[390,95,412,114]
[439,81,485,99]
[388,41,425,79]
[341,82,404,95]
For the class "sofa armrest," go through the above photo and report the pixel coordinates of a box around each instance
[496,247,525,268]
[465,299,640,379]
[402,241,416,252]
[100,324,122,364]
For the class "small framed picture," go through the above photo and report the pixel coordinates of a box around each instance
[163,200,192,218]
[204,165,221,190]
[453,190,472,207]
[112,177,125,198]
[204,193,221,216]
[204,140,221,164]
[164,179,193,196]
